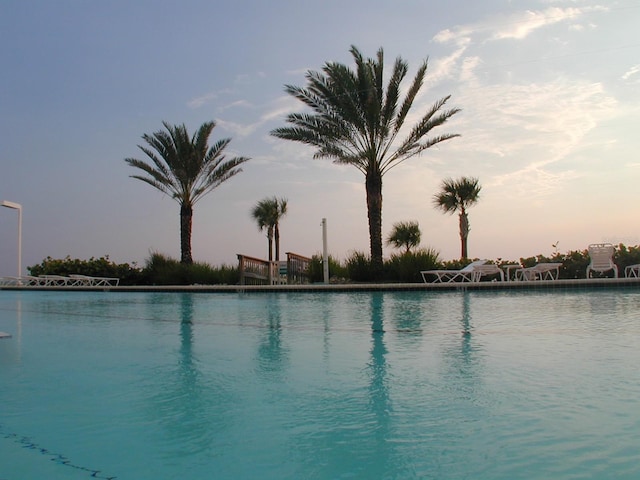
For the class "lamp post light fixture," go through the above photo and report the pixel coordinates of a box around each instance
[1,200,22,278]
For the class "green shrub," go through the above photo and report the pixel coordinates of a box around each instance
[27,255,143,285]
[615,244,640,272]
[346,251,374,282]
[26,244,640,285]
[143,252,238,285]
[384,248,441,283]
[556,250,588,279]
[307,254,348,283]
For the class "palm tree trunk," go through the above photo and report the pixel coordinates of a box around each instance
[180,203,193,264]
[274,222,281,261]
[366,171,383,278]
[459,210,469,260]
[267,226,274,261]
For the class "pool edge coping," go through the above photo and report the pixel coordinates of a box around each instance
[1,277,640,293]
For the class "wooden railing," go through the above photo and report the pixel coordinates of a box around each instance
[237,252,312,285]
[237,254,276,285]
[286,252,312,285]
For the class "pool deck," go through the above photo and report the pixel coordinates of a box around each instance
[1,277,640,293]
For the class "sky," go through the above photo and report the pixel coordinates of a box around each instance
[1,0,640,276]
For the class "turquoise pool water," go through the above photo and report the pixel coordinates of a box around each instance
[1,289,639,479]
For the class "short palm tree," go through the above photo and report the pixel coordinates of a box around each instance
[433,177,481,260]
[271,45,459,277]
[251,197,288,261]
[386,221,421,255]
[125,121,249,264]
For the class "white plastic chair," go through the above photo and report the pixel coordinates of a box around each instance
[586,243,618,278]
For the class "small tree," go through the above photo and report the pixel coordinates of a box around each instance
[386,221,421,254]
[251,197,288,261]
[433,177,481,260]
[125,121,249,264]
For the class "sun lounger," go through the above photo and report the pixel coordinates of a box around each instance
[39,275,72,286]
[514,263,562,281]
[90,276,119,286]
[421,260,503,283]
[471,264,504,281]
[624,264,640,278]
[69,275,94,286]
[69,274,120,286]
[0,274,119,287]
[3,276,43,286]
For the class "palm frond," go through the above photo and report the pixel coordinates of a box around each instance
[126,121,249,206]
[433,177,481,214]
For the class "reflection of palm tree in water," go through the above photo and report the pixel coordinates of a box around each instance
[179,293,195,381]
[174,294,209,450]
[257,295,289,376]
[367,293,392,468]
[150,293,224,457]
[445,292,486,404]
[457,292,475,373]
[461,291,471,346]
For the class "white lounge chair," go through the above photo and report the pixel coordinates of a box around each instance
[586,243,618,278]
[625,264,640,278]
[472,264,505,281]
[69,274,120,286]
[90,276,119,286]
[514,263,562,281]
[69,274,94,286]
[421,260,503,283]
[38,275,73,286]
[16,276,43,286]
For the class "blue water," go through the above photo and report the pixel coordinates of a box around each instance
[1,289,639,479]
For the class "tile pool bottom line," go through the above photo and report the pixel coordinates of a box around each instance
[1,277,639,293]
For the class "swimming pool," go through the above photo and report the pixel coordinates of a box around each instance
[1,289,639,479]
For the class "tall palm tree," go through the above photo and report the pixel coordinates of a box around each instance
[433,177,482,260]
[271,45,460,277]
[386,221,421,255]
[125,121,249,264]
[251,197,288,261]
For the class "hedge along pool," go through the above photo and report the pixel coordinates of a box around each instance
[1,289,639,480]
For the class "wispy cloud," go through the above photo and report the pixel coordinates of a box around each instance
[216,96,299,138]
[216,100,252,113]
[285,67,310,77]
[622,64,640,82]
[187,91,218,109]
[455,78,617,198]
[423,44,469,87]
[491,7,584,40]
[433,5,608,46]
[423,3,618,201]
[187,72,267,109]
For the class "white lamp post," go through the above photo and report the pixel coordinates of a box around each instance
[321,218,329,283]
[2,200,22,277]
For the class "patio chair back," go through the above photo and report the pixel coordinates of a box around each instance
[587,243,618,278]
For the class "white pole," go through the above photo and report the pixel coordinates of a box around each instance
[17,207,21,277]
[322,218,329,283]
[2,201,22,277]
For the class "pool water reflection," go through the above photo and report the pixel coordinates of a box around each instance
[1,289,639,479]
